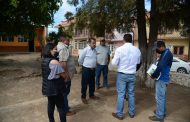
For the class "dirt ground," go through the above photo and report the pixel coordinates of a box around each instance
[0,53,190,122]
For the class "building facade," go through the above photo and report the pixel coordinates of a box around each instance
[0,27,46,52]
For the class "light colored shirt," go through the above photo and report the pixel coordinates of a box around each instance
[57,42,69,62]
[112,43,141,74]
[78,46,97,68]
[57,42,76,79]
[48,63,64,80]
[96,45,110,65]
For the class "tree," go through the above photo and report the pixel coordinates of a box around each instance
[73,0,136,37]
[0,0,63,36]
[68,0,190,86]
[136,0,148,85]
[47,32,58,43]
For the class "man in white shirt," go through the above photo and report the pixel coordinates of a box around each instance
[111,34,141,120]
[96,39,110,89]
[78,38,99,104]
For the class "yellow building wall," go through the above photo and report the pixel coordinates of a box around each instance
[165,39,189,55]
[0,27,46,52]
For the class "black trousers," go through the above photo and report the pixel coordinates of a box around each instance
[81,66,95,98]
[47,94,66,122]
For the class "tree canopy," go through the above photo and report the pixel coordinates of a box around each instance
[0,0,63,36]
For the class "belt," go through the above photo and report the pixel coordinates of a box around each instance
[83,66,95,70]
[118,72,135,75]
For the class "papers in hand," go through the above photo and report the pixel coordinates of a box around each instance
[147,64,161,80]
[147,64,157,76]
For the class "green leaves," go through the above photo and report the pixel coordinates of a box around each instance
[0,0,62,36]
[72,0,136,37]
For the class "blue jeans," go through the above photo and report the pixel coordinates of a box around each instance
[96,64,108,87]
[64,80,71,112]
[155,80,168,119]
[116,72,136,117]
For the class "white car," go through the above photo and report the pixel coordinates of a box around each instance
[171,57,190,74]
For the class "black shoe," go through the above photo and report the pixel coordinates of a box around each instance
[112,113,124,120]
[81,98,88,104]
[154,110,166,117]
[96,86,102,90]
[149,116,164,121]
[124,96,128,101]
[128,113,135,118]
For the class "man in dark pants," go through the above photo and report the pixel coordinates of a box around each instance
[78,38,99,104]
[149,41,173,121]
[57,35,76,116]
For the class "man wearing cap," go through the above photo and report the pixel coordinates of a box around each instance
[111,34,141,120]
[149,41,173,121]
[95,39,110,89]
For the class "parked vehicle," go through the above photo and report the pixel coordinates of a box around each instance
[171,57,190,74]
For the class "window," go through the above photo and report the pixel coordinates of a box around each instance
[79,40,87,49]
[1,35,14,42]
[173,46,184,55]
[18,35,29,42]
[74,28,82,36]
[74,40,78,49]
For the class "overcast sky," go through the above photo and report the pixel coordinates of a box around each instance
[48,0,151,33]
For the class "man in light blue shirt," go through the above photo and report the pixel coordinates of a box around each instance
[111,34,141,120]
[78,38,99,104]
[96,39,110,89]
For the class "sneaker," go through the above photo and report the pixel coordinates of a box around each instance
[149,116,164,121]
[81,98,88,104]
[128,113,135,118]
[154,110,166,117]
[112,113,124,120]
[66,111,76,116]
[124,96,128,101]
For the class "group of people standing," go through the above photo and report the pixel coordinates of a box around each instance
[41,33,173,122]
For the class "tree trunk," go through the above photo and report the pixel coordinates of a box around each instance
[136,0,148,87]
[148,0,159,64]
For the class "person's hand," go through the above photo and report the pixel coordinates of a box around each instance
[150,76,156,80]
[65,74,71,81]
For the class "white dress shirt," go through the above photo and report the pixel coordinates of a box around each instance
[78,46,97,68]
[112,43,141,74]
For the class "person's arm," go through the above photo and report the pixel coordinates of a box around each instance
[136,50,141,71]
[59,49,70,81]
[107,47,111,64]
[151,51,169,78]
[49,60,66,81]
[107,54,110,64]
[59,72,66,80]
[78,48,87,66]
[111,49,120,66]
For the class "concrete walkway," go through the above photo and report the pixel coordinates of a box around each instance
[0,53,190,122]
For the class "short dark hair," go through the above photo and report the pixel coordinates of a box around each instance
[101,39,105,42]
[157,41,166,48]
[123,34,132,43]
[42,43,56,58]
[88,37,96,43]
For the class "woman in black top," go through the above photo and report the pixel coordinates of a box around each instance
[41,43,66,122]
